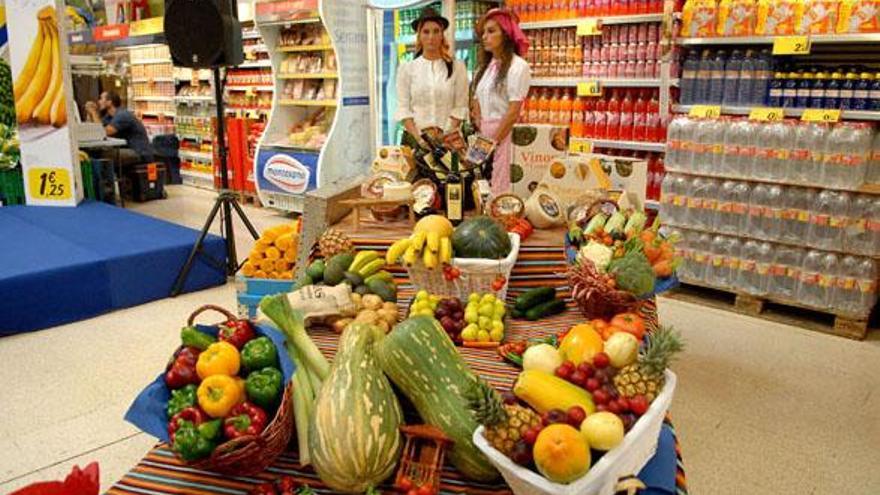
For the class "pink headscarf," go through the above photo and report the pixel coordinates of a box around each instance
[479,8,529,58]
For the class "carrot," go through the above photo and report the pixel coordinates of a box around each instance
[640,230,656,245]
[463,341,501,349]
[644,244,662,263]
[653,260,673,278]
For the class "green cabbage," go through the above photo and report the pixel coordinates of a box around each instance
[609,250,655,297]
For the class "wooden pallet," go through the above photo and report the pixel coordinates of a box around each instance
[663,281,874,340]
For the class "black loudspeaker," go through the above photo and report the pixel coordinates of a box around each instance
[163,0,244,68]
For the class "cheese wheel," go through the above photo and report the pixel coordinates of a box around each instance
[524,190,565,228]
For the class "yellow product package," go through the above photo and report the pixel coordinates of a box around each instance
[684,0,720,36]
[757,0,804,34]
[718,0,758,35]
[798,0,840,33]
[836,0,880,32]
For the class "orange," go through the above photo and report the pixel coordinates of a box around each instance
[533,424,591,483]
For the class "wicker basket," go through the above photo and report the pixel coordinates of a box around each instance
[565,261,640,320]
[406,233,520,301]
[182,305,295,476]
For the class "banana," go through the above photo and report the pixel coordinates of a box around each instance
[439,236,452,264]
[13,19,46,101]
[385,238,411,264]
[357,258,385,278]
[16,21,54,124]
[411,231,427,252]
[426,231,440,252]
[50,85,67,127]
[33,21,61,125]
[349,250,379,274]
[402,245,418,266]
[423,248,438,270]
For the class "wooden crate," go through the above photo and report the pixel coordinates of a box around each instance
[663,280,874,340]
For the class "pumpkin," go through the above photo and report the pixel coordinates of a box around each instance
[451,216,512,259]
[309,323,403,492]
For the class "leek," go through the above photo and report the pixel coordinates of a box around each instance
[260,294,330,380]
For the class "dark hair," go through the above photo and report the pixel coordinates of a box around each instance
[104,91,122,108]
[472,19,516,94]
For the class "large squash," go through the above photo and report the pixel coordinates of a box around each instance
[451,216,512,259]
[377,316,499,482]
[310,324,403,493]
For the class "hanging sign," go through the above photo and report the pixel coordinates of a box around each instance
[6,0,81,206]
[255,0,318,23]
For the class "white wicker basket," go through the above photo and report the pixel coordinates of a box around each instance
[474,370,677,495]
[406,233,520,301]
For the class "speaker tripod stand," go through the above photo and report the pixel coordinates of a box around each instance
[171,68,259,297]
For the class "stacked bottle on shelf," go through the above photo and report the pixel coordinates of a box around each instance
[510,0,666,21]
[526,22,664,79]
[681,0,880,37]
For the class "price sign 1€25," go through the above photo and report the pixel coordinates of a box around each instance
[28,168,72,201]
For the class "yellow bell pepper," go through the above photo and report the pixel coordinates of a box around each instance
[197,374,244,418]
[559,324,604,365]
[196,341,241,379]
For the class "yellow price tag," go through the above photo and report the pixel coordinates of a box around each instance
[749,107,785,122]
[569,139,593,154]
[577,81,602,97]
[28,168,72,201]
[688,105,722,118]
[129,17,164,37]
[772,36,811,55]
[576,19,602,36]
[801,108,841,122]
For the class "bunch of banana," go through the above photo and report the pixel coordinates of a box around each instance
[347,250,386,279]
[14,7,67,128]
[385,231,452,270]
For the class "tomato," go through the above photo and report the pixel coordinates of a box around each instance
[610,312,646,341]
[492,275,507,291]
[417,484,434,495]
[407,490,419,495]
[398,477,414,491]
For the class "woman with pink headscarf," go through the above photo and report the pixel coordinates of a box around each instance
[472,8,531,195]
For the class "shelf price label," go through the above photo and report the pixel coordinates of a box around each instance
[749,107,785,122]
[577,81,602,97]
[576,19,602,36]
[801,108,841,123]
[689,105,722,118]
[27,168,72,201]
[772,36,811,55]
[569,139,593,154]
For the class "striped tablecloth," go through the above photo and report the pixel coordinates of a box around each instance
[109,240,686,495]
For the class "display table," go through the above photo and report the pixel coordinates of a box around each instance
[110,234,686,494]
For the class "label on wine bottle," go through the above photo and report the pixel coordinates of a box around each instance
[447,183,463,221]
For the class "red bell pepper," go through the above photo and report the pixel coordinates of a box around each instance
[218,319,255,350]
[223,402,268,439]
[168,407,206,442]
[164,347,200,389]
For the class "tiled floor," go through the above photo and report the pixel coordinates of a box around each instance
[1,185,879,494]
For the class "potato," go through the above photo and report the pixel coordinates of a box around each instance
[355,309,379,324]
[332,318,353,334]
[377,308,398,326]
[376,319,390,333]
[362,294,384,311]
[350,293,363,310]
[382,302,398,313]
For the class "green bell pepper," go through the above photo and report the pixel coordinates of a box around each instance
[240,336,278,374]
[180,326,216,350]
[172,420,217,461]
[166,384,198,418]
[245,367,283,409]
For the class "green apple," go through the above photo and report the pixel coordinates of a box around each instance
[465,309,478,324]
[479,316,492,330]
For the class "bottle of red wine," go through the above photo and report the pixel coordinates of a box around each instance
[446,153,463,225]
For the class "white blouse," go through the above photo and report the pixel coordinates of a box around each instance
[475,55,531,121]
[395,56,469,131]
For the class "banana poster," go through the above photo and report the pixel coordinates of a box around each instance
[7,0,81,206]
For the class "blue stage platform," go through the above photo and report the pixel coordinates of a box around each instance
[0,202,227,335]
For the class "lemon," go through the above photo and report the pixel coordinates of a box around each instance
[490,328,504,342]
[468,293,480,303]
[461,324,479,341]
[477,330,491,342]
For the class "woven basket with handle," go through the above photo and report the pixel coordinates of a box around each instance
[179,305,294,476]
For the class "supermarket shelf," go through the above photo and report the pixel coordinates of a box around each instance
[226,107,271,114]
[278,99,337,107]
[130,58,171,65]
[140,111,176,118]
[242,32,263,40]
[178,134,213,141]
[277,73,338,79]
[175,96,215,103]
[397,31,475,45]
[244,45,269,52]
[132,77,174,83]
[278,44,334,52]
[179,150,214,162]
[678,33,880,46]
[259,17,321,28]
[263,142,322,153]
[673,104,880,121]
[227,85,275,92]
[236,60,273,69]
[573,137,666,152]
[133,95,174,102]
[521,13,664,30]
[666,168,880,195]
[533,77,675,88]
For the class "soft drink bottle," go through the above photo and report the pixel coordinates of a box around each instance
[665,115,686,170]
[660,173,678,223]
[752,49,773,105]
[769,246,805,300]
[680,50,700,105]
[737,240,771,295]
[560,89,573,126]
[571,96,584,137]
[796,71,813,108]
[810,190,851,250]
[846,194,873,256]
[707,50,727,104]
[825,72,843,109]
[633,90,647,142]
[762,184,784,242]
[606,89,621,140]
[782,72,799,107]
[689,232,714,283]
[810,71,827,109]
[731,181,751,234]
[715,180,739,233]
[646,91,660,142]
[722,50,742,106]
[854,258,879,314]
[700,178,720,228]
[768,72,785,107]
[620,90,634,141]
[781,186,816,243]
[871,71,880,111]
[655,154,666,200]
[594,94,608,139]
[747,184,770,239]
[854,73,872,111]
[695,50,713,104]
[832,256,867,315]
[866,131,880,184]
[736,50,756,106]
[583,98,596,137]
[841,71,858,110]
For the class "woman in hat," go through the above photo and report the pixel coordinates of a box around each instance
[395,7,469,148]
[472,8,531,195]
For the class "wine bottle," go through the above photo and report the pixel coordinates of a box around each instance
[446,153,463,225]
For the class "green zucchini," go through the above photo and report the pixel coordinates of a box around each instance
[583,212,608,235]
[525,298,567,321]
[514,287,557,311]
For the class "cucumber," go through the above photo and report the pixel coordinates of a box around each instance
[511,308,524,319]
[514,287,557,311]
[525,298,567,321]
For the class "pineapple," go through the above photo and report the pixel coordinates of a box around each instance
[613,326,684,403]
[467,379,542,457]
[318,229,353,258]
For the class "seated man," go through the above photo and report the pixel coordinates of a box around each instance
[85,91,154,166]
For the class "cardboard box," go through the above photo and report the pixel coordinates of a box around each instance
[510,124,569,198]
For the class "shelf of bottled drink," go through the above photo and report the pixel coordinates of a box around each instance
[521,13,664,30]
[571,137,666,152]
[673,105,880,122]
[679,33,880,46]
[534,77,677,88]
[665,168,880,196]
